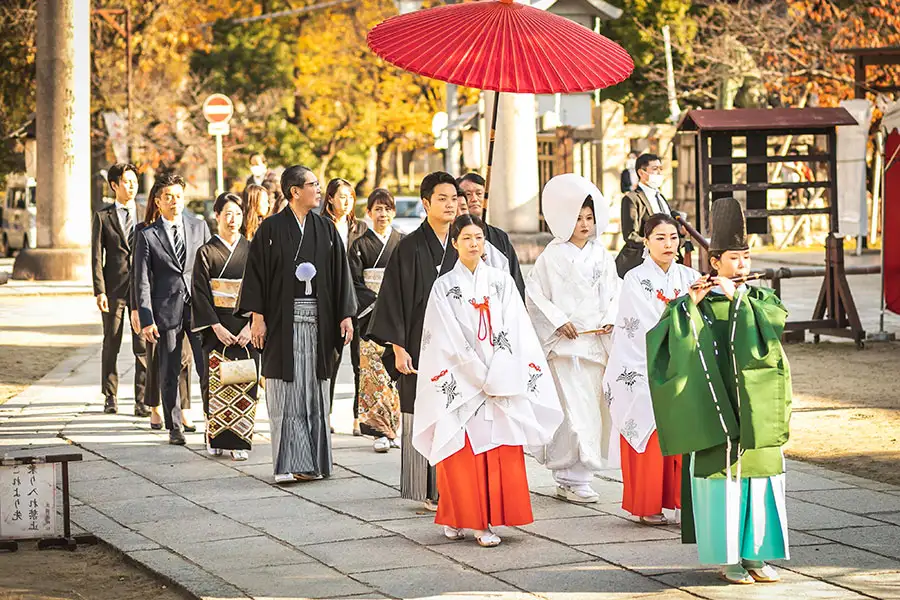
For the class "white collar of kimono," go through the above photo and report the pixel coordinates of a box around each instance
[289,206,307,233]
[643,255,678,279]
[452,257,484,281]
[373,228,390,245]
[214,234,241,252]
[541,173,609,241]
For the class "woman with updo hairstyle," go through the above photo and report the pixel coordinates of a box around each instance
[191,192,260,461]
[604,211,700,525]
[323,177,369,433]
[411,213,564,548]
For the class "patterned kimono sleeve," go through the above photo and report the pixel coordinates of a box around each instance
[412,282,487,463]
[524,252,570,348]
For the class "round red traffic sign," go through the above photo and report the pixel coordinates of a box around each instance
[202,94,234,124]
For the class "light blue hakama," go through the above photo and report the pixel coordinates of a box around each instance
[690,456,790,565]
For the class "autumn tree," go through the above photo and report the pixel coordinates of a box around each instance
[0,1,36,179]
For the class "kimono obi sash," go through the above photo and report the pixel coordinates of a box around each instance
[364,268,386,294]
[211,278,242,308]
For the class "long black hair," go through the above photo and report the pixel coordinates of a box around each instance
[450,214,487,241]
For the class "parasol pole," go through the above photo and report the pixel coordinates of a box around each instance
[482,90,501,223]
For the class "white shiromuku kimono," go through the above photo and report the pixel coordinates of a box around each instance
[412,260,563,466]
[604,256,700,460]
[526,239,621,473]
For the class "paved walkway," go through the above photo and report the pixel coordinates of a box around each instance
[2,262,899,599]
[2,339,900,600]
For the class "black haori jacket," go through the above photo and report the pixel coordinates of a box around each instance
[237,209,357,381]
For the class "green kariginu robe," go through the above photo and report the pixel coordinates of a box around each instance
[647,286,792,543]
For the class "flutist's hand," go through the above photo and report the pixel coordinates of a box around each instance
[688,276,712,306]
[715,276,737,300]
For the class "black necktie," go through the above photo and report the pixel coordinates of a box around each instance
[172,224,186,268]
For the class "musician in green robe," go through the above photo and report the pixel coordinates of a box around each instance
[647,197,791,585]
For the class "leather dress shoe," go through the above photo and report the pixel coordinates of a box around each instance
[134,403,152,418]
[104,396,118,414]
[182,424,197,433]
[168,429,186,445]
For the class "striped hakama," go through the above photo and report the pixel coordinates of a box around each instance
[265,299,332,477]
[400,412,438,501]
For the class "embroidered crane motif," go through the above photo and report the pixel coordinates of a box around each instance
[446,286,463,302]
[640,279,654,294]
[492,330,512,353]
[421,330,433,350]
[490,280,505,299]
[592,264,604,285]
[604,383,613,406]
[432,370,460,408]
[527,363,543,394]
[623,317,640,339]
[616,368,643,391]
[622,418,639,442]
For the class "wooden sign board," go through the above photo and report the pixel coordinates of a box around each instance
[0,463,59,539]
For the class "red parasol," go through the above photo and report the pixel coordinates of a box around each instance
[367,0,634,209]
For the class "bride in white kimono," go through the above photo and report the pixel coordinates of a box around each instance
[414,214,563,547]
[525,173,621,503]
[604,213,700,524]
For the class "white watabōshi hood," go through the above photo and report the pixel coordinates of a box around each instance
[541,173,609,242]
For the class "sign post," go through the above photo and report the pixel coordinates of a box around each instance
[202,94,234,195]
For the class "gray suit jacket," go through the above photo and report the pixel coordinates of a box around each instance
[134,214,210,332]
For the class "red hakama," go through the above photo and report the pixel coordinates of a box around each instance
[620,431,681,517]
[435,436,534,530]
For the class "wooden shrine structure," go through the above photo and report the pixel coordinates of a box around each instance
[675,107,870,346]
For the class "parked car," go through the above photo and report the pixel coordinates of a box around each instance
[392,196,425,234]
[0,174,37,257]
[186,197,218,235]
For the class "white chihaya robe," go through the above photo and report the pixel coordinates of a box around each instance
[604,256,700,456]
[413,261,563,466]
[525,239,622,471]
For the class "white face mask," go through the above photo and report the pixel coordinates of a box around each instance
[647,173,664,189]
[250,164,267,178]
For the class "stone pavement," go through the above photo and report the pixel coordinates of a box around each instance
[2,338,900,600]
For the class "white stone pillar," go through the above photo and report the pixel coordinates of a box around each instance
[14,0,91,280]
[485,91,540,233]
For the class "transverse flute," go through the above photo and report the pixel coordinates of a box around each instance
[689,272,765,290]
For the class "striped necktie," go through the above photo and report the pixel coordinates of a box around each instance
[172,223,186,268]
[123,207,135,250]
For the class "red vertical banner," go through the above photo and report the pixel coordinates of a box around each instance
[884,130,900,315]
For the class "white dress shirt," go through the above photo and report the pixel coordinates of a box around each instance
[116,201,136,234]
[160,215,183,253]
[638,182,672,215]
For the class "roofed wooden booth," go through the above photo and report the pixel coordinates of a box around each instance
[675,107,868,345]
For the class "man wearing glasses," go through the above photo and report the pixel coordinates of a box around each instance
[457,173,525,299]
[237,165,357,483]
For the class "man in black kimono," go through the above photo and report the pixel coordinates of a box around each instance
[457,172,525,298]
[237,165,356,483]
[367,172,459,508]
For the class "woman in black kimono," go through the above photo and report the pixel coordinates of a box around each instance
[324,177,368,434]
[192,193,259,461]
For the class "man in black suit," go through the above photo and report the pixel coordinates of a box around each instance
[134,173,211,444]
[91,163,149,416]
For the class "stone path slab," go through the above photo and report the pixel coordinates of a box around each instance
[3,330,900,599]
